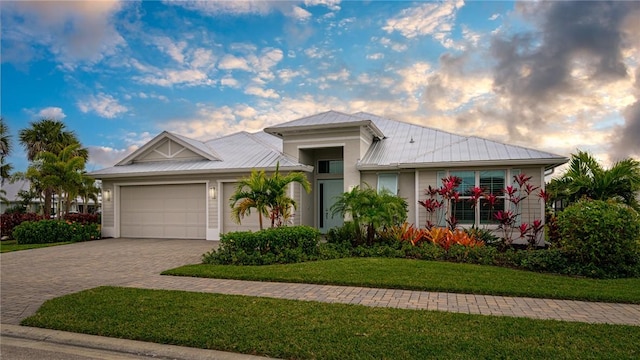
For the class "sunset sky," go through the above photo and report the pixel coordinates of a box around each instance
[2,0,639,174]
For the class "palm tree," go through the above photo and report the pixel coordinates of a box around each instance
[230,168,270,230]
[19,119,87,217]
[548,150,640,211]
[36,143,86,217]
[230,163,312,230]
[265,163,311,227]
[77,175,100,213]
[0,117,13,184]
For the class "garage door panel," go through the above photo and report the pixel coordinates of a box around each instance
[120,184,206,239]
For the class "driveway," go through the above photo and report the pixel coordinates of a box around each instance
[1,238,216,325]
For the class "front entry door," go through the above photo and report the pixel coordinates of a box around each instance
[318,179,344,233]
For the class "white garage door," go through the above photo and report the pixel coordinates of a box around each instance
[223,182,261,233]
[120,184,206,239]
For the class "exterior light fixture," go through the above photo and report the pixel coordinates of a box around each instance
[104,189,111,202]
[209,186,217,199]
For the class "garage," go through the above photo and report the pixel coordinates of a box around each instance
[222,182,261,233]
[120,184,206,239]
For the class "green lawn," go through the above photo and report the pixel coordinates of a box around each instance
[164,257,640,304]
[0,240,72,253]
[23,286,640,360]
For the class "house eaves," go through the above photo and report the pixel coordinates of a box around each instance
[357,158,569,171]
[265,120,385,140]
[92,162,314,179]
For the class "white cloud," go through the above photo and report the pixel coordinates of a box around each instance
[489,13,500,21]
[366,53,384,60]
[378,37,409,52]
[304,0,341,11]
[2,0,125,68]
[289,5,312,21]
[218,54,252,71]
[77,93,127,118]
[278,68,308,83]
[383,0,464,48]
[221,76,240,88]
[36,107,67,120]
[136,69,211,87]
[245,86,280,99]
[152,36,188,64]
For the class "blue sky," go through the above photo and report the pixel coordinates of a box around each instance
[2,0,639,174]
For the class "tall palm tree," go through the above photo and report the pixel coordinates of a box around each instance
[548,150,640,211]
[0,117,13,185]
[19,119,87,217]
[36,143,86,218]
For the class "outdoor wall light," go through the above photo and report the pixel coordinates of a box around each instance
[209,186,217,199]
[104,189,111,202]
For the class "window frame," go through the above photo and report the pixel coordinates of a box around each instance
[377,173,399,195]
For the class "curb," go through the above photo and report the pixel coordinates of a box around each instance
[1,324,276,360]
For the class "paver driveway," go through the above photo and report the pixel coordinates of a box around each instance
[1,238,215,325]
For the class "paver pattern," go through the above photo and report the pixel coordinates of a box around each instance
[2,238,639,326]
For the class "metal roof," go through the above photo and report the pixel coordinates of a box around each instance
[264,110,385,139]
[91,110,568,178]
[92,131,310,178]
[353,112,567,169]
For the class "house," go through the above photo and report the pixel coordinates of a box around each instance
[0,179,101,215]
[90,110,568,240]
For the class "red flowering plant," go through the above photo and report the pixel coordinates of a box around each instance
[418,176,462,230]
[503,174,548,248]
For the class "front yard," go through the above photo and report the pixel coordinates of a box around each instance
[164,257,640,304]
[23,286,640,360]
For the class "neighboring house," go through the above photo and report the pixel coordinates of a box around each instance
[0,179,100,215]
[90,110,568,240]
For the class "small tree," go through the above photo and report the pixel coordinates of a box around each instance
[331,184,407,246]
[230,163,311,230]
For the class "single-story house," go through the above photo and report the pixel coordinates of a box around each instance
[0,179,101,215]
[90,110,568,240]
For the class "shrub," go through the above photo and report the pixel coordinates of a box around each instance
[63,213,100,224]
[557,200,640,278]
[326,221,359,246]
[1,213,44,238]
[203,226,321,265]
[12,220,101,244]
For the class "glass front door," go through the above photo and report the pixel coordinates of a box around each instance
[318,179,344,233]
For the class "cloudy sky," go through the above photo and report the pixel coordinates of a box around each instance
[2,0,639,174]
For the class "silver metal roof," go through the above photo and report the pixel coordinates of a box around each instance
[91,110,568,178]
[92,131,309,178]
[353,112,567,169]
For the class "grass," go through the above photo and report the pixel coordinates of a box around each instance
[0,239,72,253]
[164,257,640,304]
[23,286,640,360]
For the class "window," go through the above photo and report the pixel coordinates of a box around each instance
[377,173,398,194]
[448,170,507,226]
[318,160,343,174]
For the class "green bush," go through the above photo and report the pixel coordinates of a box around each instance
[12,220,101,244]
[557,200,640,278]
[203,226,321,265]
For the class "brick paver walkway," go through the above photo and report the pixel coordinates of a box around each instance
[2,238,639,326]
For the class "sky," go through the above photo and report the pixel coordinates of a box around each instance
[1,0,639,175]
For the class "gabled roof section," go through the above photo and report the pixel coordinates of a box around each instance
[352,112,568,169]
[92,130,311,178]
[264,110,385,139]
[116,131,220,165]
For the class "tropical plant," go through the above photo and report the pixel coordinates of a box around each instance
[230,163,311,230]
[19,119,87,217]
[548,150,640,211]
[77,175,100,213]
[330,184,408,246]
[0,117,12,185]
[30,143,86,218]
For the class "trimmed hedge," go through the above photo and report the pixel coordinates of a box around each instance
[12,220,101,244]
[204,226,321,265]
